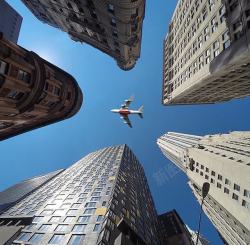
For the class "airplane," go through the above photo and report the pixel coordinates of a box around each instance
[110,96,143,128]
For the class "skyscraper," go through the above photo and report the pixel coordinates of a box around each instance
[158,209,194,245]
[0,145,161,245]
[0,35,83,140]
[0,169,64,214]
[162,0,250,105]
[0,0,23,43]
[157,132,250,245]
[21,0,146,71]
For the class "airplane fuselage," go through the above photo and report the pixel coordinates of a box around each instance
[111,109,141,115]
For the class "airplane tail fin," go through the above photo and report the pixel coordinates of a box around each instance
[138,105,143,119]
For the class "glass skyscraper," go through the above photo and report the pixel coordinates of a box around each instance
[0,145,160,245]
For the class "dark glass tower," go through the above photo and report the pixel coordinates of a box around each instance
[0,145,160,245]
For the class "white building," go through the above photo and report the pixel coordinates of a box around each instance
[157,131,250,245]
[162,0,250,105]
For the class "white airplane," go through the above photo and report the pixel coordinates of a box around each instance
[111,96,143,128]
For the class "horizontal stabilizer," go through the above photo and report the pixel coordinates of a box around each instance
[138,105,143,119]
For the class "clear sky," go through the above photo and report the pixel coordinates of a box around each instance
[1,1,250,244]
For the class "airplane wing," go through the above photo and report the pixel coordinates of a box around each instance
[121,95,134,109]
[122,115,132,128]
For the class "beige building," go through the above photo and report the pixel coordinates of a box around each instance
[157,131,250,245]
[21,0,146,71]
[162,0,250,105]
[0,34,83,140]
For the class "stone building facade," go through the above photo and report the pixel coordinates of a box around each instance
[157,131,250,245]
[162,0,250,105]
[21,0,146,71]
[0,34,83,140]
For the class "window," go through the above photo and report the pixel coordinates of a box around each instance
[213,41,220,57]
[224,187,230,194]
[205,167,209,173]
[211,17,218,33]
[97,215,104,222]
[68,234,85,245]
[64,216,75,223]
[202,6,207,20]
[205,175,209,180]
[0,59,8,75]
[93,224,101,231]
[16,232,31,241]
[39,224,51,231]
[198,55,204,69]
[44,82,53,92]
[234,184,240,192]
[198,35,203,48]
[219,6,226,23]
[209,0,215,11]
[232,193,239,201]
[222,31,230,50]
[85,202,96,208]
[73,224,86,232]
[217,183,222,189]
[244,189,250,198]
[49,216,61,222]
[53,209,65,216]
[17,70,31,83]
[111,17,116,27]
[225,178,231,185]
[91,197,100,201]
[107,3,114,13]
[204,26,209,41]
[25,224,36,230]
[112,30,118,38]
[77,198,86,203]
[218,174,222,181]
[61,203,71,209]
[92,192,101,196]
[84,208,96,214]
[78,216,90,223]
[205,48,210,64]
[7,90,24,100]
[55,224,68,232]
[33,216,44,222]
[29,233,44,243]
[102,201,107,206]
[71,203,81,208]
[211,171,215,176]
[54,86,61,96]
[79,193,87,198]
[242,200,249,209]
[0,122,13,130]
[67,209,77,215]
[49,234,65,244]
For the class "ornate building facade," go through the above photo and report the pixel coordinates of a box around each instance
[157,131,250,245]
[162,0,250,105]
[21,0,146,71]
[0,34,83,141]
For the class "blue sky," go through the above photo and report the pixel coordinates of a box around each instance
[1,1,250,244]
